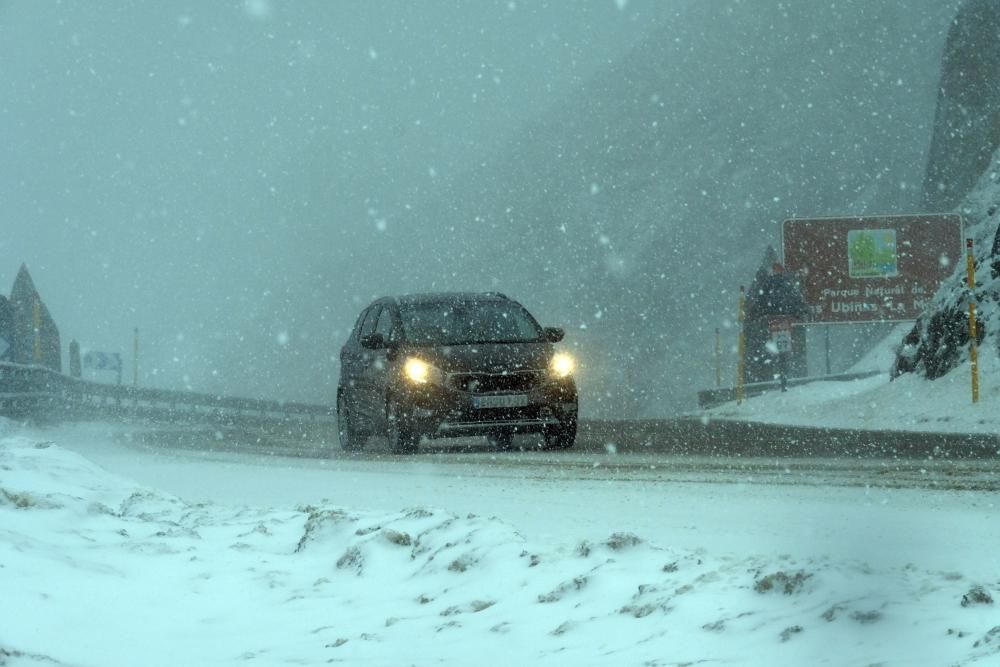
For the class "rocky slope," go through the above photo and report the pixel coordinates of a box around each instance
[894,149,1000,380]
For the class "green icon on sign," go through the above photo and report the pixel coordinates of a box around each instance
[848,229,898,278]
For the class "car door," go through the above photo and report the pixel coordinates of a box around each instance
[341,306,377,425]
[359,304,397,432]
[351,304,386,429]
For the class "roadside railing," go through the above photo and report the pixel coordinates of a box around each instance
[0,361,336,428]
[696,369,884,409]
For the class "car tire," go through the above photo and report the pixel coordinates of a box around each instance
[544,417,577,450]
[387,400,419,455]
[337,392,366,452]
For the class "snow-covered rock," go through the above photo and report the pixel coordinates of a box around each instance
[893,147,1000,380]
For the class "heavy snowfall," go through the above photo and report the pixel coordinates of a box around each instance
[3,1,1000,666]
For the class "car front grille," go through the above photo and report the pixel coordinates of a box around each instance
[447,370,544,394]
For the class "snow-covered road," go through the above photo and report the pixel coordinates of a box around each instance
[48,422,1000,572]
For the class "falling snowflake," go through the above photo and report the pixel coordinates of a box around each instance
[244,0,272,20]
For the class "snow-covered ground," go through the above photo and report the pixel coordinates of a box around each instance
[706,330,1000,436]
[3,405,1000,665]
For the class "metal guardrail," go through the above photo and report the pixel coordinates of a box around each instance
[0,361,336,427]
[3,361,883,426]
[5,362,992,461]
[580,417,1000,460]
[696,370,884,409]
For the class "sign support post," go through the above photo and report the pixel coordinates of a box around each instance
[966,239,979,404]
[768,317,793,391]
[824,325,832,376]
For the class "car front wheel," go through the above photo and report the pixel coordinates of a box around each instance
[337,392,366,452]
[387,400,419,455]
[544,417,577,450]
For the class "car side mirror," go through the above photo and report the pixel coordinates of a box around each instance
[361,332,386,350]
[542,327,565,343]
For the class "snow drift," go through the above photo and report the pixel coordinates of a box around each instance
[2,428,999,666]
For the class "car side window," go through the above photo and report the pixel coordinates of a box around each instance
[350,308,370,344]
[359,306,380,340]
[374,305,395,341]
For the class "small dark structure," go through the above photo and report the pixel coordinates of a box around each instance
[9,264,62,372]
[744,247,809,383]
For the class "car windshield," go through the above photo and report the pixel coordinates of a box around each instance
[399,300,542,345]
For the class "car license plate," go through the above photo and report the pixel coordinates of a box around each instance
[473,394,529,409]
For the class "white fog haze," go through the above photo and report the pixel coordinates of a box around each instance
[2,0,666,405]
[1,1,961,414]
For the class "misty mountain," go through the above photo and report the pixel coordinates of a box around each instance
[923,0,1000,211]
[378,1,962,417]
[85,2,961,416]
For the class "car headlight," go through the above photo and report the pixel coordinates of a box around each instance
[549,352,575,378]
[404,357,442,384]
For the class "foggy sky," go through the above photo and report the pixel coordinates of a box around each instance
[1,1,663,398]
[1,1,965,415]
[375,1,962,416]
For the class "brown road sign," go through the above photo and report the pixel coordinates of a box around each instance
[782,214,963,323]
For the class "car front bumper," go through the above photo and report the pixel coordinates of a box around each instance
[395,376,577,438]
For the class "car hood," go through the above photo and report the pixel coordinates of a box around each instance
[407,342,552,374]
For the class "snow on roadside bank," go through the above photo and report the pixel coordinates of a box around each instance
[703,345,1000,435]
[2,435,999,666]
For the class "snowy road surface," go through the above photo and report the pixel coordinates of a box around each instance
[48,422,1000,570]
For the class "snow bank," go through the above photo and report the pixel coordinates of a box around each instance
[2,435,999,666]
[706,343,1000,434]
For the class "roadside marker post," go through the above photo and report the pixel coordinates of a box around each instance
[966,239,979,404]
[736,286,746,405]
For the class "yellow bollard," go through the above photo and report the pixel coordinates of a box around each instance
[736,286,746,405]
[966,239,979,403]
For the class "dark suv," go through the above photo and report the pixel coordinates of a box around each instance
[337,292,578,453]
